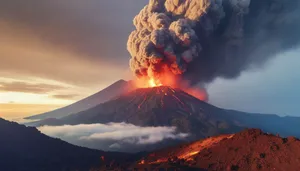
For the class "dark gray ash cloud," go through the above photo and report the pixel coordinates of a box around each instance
[128,0,300,86]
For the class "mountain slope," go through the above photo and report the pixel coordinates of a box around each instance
[130,129,300,171]
[30,86,300,155]
[38,86,300,139]
[25,79,135,120]
[45,86,245,139]
[0,118,132,171]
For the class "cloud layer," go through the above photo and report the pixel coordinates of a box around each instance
[0,81,65,94]
[38,122,188,152]
[51,94,80,100]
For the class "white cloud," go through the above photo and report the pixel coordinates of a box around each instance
[109,143,121,149]
[38,122,188,150]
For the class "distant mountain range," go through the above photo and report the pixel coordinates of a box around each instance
[25,80,135,120]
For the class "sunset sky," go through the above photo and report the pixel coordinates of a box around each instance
[0,0,148,119]
[0,0,299,119]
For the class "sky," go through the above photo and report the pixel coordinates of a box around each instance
[208,48,300,116]
[0,0,148,119]
[0,0,299,119]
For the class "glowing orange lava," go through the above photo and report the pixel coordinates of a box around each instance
[135,72,176,88]
[138,160,145,165]
[148,78,162,87]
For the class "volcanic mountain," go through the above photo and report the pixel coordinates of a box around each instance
[33,86,300,139]
[126,129,300,171]
[25,79,135,120]
[41,86,244,139]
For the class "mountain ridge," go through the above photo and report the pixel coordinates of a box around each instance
[126,128,300,171]
[0,117,135,171]
[25,79,135,120]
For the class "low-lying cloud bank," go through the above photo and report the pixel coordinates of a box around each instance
[38,122,188,152]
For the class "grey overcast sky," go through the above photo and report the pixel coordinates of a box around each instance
[0,0,299,118]
[208,48,300,116]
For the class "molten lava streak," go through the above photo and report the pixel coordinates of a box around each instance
[138,135,235,165]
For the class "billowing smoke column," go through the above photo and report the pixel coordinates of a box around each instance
[127,0,300,85]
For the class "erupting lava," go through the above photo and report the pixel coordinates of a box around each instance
[132,70,208,101]
[148,78,162,88]
[135,73,174,88]
[134,73,208,101]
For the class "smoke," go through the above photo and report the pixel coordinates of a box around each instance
[127,0,300,85]
[38,122,188,152]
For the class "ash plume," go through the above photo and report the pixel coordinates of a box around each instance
[127,0,300,85]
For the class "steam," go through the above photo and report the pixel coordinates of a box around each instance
[127,0,300,85]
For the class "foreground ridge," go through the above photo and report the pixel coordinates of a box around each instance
[123,129,300,171]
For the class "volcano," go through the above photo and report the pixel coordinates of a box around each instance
[40,86,243,138]
[31,86,300,152]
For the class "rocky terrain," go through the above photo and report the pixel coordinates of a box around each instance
[127,129,300,171]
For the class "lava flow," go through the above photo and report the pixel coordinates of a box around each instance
[130,71,208,114]
[138,134,234,165]
[135,86,190,113]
